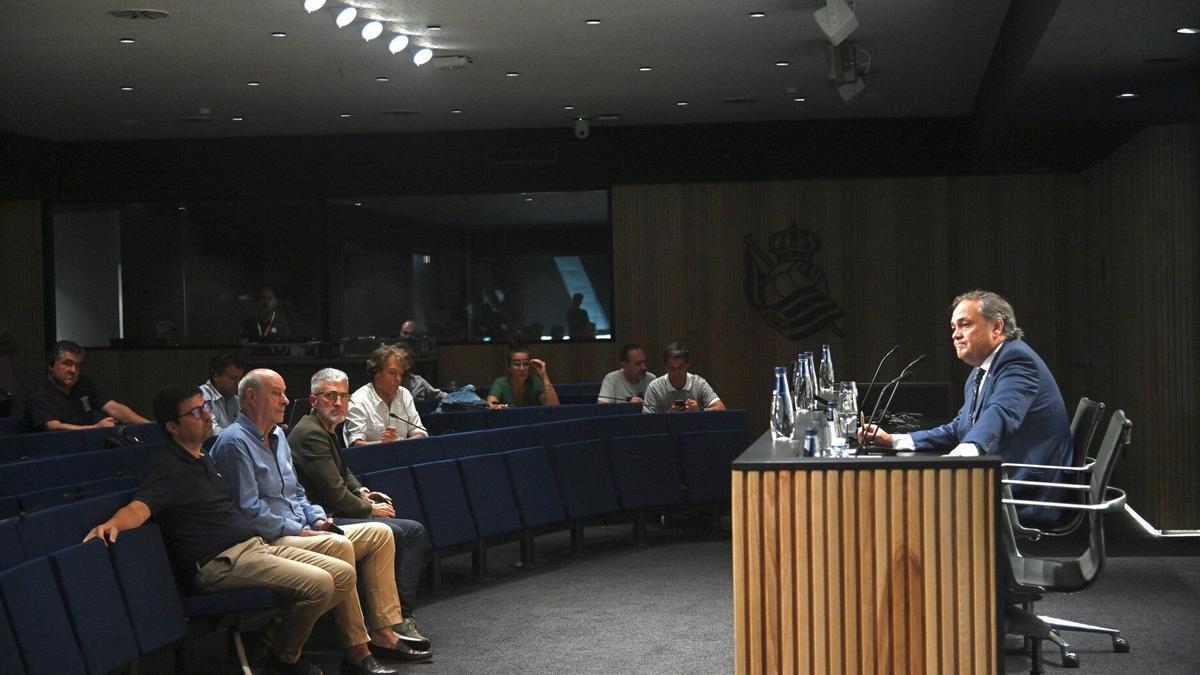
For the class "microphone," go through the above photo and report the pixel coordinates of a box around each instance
[862,354,926,449]
[388,411,429,436]
[857,344,900,425]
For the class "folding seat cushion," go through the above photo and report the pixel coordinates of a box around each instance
[502,447,566,528]
[606,433,684,510]
[360,467,426,527]
[411,460,477,549]
[547,439,619,520]
[50,540,139,674]
[438,430,491,460]
[458,454,522,539]
[392,436,443,467]
[0,557,88,674]
[532,418,597,448]
[593,413,669,441]
[485,425,538,453]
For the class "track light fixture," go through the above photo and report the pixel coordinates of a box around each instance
[813,0,859,46]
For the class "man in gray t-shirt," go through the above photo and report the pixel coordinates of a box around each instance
[598,342,655,404]
[642,342,726,413]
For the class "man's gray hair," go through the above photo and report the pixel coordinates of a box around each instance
[310,368,349,394]
[237,369,270,398]
[951,290,1025,340]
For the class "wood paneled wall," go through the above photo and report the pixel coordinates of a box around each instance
[1084,124,1200,530]
[733,465,998,674]
[0,201,44,405]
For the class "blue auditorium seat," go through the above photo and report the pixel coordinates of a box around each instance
[458,454,522,542]
[75,475,138,501]
[548,403,603,420]
[121,422,165,445]
[485,406,551,428]
[81,427,121,450]
[666,408,749,439]
[21,429,86,458]
[552,383,601,405]
[106,524,189,654]
[547,439,619,520]
[0,456,65,497]
[0,597,26,674]
[411,460,477,550]
[424,410,486,436]
[50,540,139,675]
[0,495,18,521]
[438,430,492,460]
[593,412,670,440]
[392,436,443,467]
[677,429,746,502]
[113,442,161,477]
[606,433,685,510]
[0,416,28,436]
[532,418,597,448]
[54,452,102,485]
[0,557,88,675]
[485,425,538,453]
[502,446,566,529]
[414,399,439,417]
[359,467,426,528]
[17,484,78,514]
[0,519,26,571]
[74,490,137,533]
[18,502,85,557]
[0,435,25,463]
[342,442,398,475]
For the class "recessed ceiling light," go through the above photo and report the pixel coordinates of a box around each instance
[1116,92,1139,99]
[376,76,389,82]
[793,97,806,102]
[775,61,790,67]
[119,37,135,44]
[413,48,433,66]
[451,109,462,114]
[247,81,261,86]
[585,19,602,25]
[340,113,352,118]
[639,66,653,72]
[506,71,520,77]
[119,86,133,91]
[1176,27,1198,34]
[524,197,534,202]
[676,101,688,106]
[335,7,357,28]
[563,105,575,111]
[749,12,766,19]
[362,21,383,41]
[427,25,442,31]
[303,0,327,12]
[231,116,244,121]
[389,34,410,53]
[354,202,363,207]
[271,31,287,38]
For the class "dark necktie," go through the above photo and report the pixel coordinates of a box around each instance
[966,369,984,428]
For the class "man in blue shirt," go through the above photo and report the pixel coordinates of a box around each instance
[211,369,431,666]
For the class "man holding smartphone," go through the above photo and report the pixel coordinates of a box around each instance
[642,343,726,413]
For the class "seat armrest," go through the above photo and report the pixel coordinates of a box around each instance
[1002,479,1091,490]
[1001,459,1095,473]
[1002,487,1126,513]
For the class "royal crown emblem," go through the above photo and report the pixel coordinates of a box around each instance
[744,222,844,340]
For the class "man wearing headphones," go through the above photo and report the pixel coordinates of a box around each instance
[25,340,149,431]
[345,343,426,445]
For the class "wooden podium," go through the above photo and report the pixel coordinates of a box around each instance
[732,432,1002,674]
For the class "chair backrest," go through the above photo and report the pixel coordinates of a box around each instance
[532,418,597,448]
[502,447,566,528]
[392,436,443,467]
[121,422,165,445]
[106,524,190,653]
[50,540,139,674]
[458,454,522,539]
[1069,397,1105,467]
[593,412,669,440]
[0,594,27,674]
[22,429,86,458]
[606,433,684,510]
[341,443,398,475]
[0,519,26,572]
[0,435,25,463]
[547,439,619,519]
[0,557,88,674]
[485,425,538,453]
[485,406,551,428]
[411,460,477,549]
[18,502,85,557]
[360,467,426,526]
[1079,410,1132,583]
[0,455,66,497]
[438,429,492,460]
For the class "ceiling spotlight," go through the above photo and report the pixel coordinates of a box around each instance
[361,21,383,41]
[1116,92,1139,99]
[676,101,688,106]
[247,81,262,86]
[563,105,575,110]
[231,116,244,121]
[413,48,433,66]
[749,12,766,19]
[303,0,327,13]
[375,76,389,82]
[119,37,135,44]
[639,66,653,72]
[271,31,287,38]
[813,0,859,46]
[335,7,357,28]
[340,113,352,118]
[1176,27,1198,34]
[451,109,463,114]
[427,25,442,31]
[354,202,363,207]
[388,34,410,53]
[119,86,133,91]
[524,197,534,202]
[585,19,601,25]
[506,72,520,77]
[775,61,790,67]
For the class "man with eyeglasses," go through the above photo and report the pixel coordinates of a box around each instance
[84,384,395,675]
[211,369,431,668]
[485,343,561,408]
[346,344,427,445]
[290,368,432,651]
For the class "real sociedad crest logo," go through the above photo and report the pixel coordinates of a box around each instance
[744,222,845,339]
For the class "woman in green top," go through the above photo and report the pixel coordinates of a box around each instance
[486,344,561,408]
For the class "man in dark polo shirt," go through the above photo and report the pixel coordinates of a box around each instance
[25,340,148,431]
[84,384,400,675]
[290,368,431,650]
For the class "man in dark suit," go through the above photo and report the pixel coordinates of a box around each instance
[863,290,1073,513]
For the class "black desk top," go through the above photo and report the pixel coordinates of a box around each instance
[732,430,1003,471]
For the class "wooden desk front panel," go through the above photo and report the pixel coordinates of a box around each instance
[732,466,996,674]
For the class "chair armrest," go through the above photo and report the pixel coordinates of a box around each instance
[1001,458,1095,473]
[1002,487,1126,513]
[1001,479,1091,490]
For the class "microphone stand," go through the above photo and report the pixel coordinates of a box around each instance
[389,411,430,437]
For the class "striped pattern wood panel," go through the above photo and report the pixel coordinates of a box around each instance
[0,200,45,406]
[733,466,997,675]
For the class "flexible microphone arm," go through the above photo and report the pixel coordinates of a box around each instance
[389,411,430,436]
[858,344,900,424]
[863,354,926,448]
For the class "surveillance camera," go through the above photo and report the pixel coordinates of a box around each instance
[573,117,590,140]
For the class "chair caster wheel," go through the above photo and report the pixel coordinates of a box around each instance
[1113,637,1130,653]
[1061,652,1080,668]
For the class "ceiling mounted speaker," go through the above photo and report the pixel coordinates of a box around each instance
[813,0,859,46]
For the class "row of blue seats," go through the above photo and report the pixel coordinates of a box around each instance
[0,422,164,463]
[0,443,159,496]
[421,401,640,435]
[1,490,282,675]
[346,410,749,583]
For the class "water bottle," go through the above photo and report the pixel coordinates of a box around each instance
[836,381,859,442]
[803,427,818,458]
[818,344,835,401]
[818,406,838,454]
[793,352,817,413]
[770,366,796,441]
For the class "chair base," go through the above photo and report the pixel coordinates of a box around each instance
[1041,614,1130,665]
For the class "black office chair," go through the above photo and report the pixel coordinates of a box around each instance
[1010,396,1106,537]
[1001,410,1133,672]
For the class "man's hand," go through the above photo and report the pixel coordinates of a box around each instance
[684,398,699,411]
[381,426,399,442]
[858,424,893,447]
[371,501,396,518]
[297,528,330,537]
[364,491,392,505]
[84,522,119,544]
[531,358,548,377]
[629,396,644,404]
[94,417,117,429]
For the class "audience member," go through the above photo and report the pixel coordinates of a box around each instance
[399,320,417,339]
[642,343,726,413]
[24,340,149,431]
[346,344,427,445]
[210,369,431,666]
[598,342,655,404]
[84,384,380,675]
[241,286,292,341]
[486,344,560,408]
[290,368,431,650]
[199,352,245,433]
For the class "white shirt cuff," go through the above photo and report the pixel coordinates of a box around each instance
[946,442,980,457]
[892,434,915,450]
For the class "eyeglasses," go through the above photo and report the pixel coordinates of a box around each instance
[510,360,531,368]
[316,391,352,403]
[177,401,212,420]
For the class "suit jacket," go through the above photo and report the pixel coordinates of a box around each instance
[288,413,372,519]
[910,339,1072,507]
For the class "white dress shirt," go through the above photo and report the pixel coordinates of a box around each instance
[345,383,426,444]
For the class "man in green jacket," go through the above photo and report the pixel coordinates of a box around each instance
[290,367,432,652]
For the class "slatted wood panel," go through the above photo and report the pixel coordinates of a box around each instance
[733,466,997,675]
[0,200,45,406]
